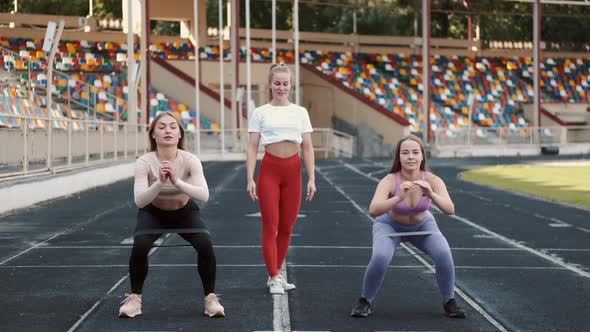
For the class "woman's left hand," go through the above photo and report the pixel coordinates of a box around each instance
[306,179,316,201]
[161,161,177,184]
[413,180,433,197]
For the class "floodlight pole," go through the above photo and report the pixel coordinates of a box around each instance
[533,0,541,140]
[194,0,201,155]
[294,0,300,105]
[422,0,431,144]
[219,0,225,156]
[45,20,64,170]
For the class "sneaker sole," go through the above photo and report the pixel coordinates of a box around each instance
[204,309,225,318]
[118,309,142,318]
[445,312,466,319]
[350,310,371,318]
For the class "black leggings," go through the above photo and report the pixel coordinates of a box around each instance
[129,232,216,295]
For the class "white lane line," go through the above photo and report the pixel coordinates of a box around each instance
[447,213,590,278]
[374,330,441,332]
[533,213,571,227]
[577,227,590,234]
[318,165,509,332]
[367,167,391,177]
[0,201,130,266]
[454,186,585,230]
[274,265,292,332]
[66,165,243,332]
[342,162,590,280]
[540,248,590,252]
[1,264,266,268]
[66,274,129,332]
[290,265,566,270]
[31,245,530,251]
[0,264,570,270]
[452,189,493,202]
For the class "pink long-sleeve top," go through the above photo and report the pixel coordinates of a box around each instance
[133,149,209,208]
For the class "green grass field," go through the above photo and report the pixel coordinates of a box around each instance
[460,165,590,208]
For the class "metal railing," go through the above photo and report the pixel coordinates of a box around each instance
[432,126,590,146]
[184,127,355,158]
[0,114,149,180]
[0,113,355,181]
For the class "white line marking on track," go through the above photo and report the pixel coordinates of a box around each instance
[449,187,493,202]
[28,245,534,251]
[540,248,590,252]
[367,168,391,177]
[533,213,571,227]
[1,264,267,268]
[0,264,570,270]
[273,265,292,332]
[0,202,130,266]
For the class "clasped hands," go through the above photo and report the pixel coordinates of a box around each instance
[398,180,433,199]
[158,161,177,184]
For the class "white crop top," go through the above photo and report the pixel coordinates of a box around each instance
[248,103,313,147]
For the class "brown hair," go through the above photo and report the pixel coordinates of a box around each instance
[148,111,186,151]
[267,62,292,102]
[389,134,427,174]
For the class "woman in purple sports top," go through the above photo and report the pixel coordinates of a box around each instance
[350,134,466,319]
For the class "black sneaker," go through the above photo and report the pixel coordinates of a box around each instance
[350,297,371,317]
[443,299,466,318]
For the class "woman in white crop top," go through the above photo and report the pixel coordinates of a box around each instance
[246,63,317,294]
[119,111,224,319]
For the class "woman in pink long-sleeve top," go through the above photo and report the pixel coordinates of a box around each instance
[118,111,224,319]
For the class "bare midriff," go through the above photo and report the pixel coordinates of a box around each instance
[152,196,189,210]
[389,211,427,225]
[265,140,300,158]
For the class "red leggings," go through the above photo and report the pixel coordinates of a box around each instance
[257,152,302,277]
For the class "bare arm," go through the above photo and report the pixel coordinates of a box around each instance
[301,133,316,201]
[429,175,454,215]
[173,156,209,202]
[368,175,405,218]
[246,132,260,201]
[133,159,162,208]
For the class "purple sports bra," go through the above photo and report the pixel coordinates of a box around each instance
[390,172,432,216]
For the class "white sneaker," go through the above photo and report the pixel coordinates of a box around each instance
[267,276,285,295]
[267,275,296,291]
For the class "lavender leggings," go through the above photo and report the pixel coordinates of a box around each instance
[361,212,456,301]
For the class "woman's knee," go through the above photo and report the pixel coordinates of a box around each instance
[431,247,454,268]
[277,222,295,237]
[183,233,213,251]
[369,251,393,269]
[262,224,278,238]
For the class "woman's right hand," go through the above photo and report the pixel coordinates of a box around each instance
[247,179,258,201]
[398,181,414,200]
[159,163,169,183]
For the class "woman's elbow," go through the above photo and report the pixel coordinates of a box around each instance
[443,204,455,215]
[134,199,147,209]
[368,206,379,219]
